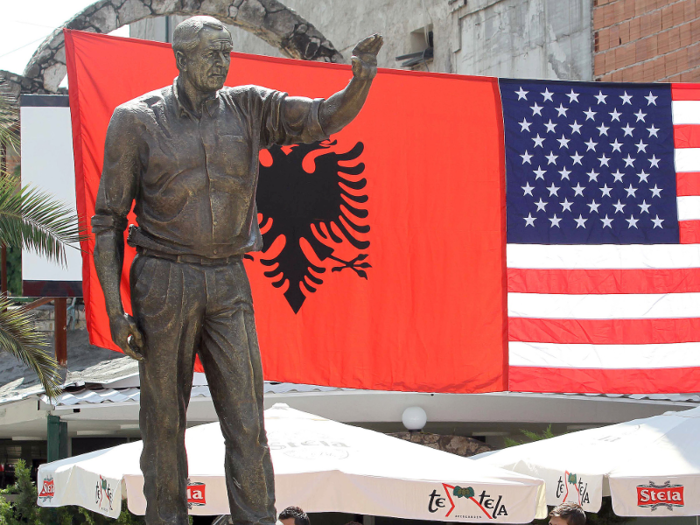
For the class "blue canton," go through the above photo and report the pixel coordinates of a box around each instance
[500,79,678,244]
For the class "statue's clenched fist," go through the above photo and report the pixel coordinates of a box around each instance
[109,313,144,361]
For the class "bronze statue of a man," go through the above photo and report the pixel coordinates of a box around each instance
[92,16,382,525]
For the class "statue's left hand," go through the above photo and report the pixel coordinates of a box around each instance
[352,34,384,81]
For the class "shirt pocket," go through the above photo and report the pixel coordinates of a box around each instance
[216,134,250,177]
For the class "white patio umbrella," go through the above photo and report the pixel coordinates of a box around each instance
[37,403,545,522]
[472,405,700,517]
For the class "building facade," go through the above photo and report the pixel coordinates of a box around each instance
[131,0,595,80]
[130,0,700,83]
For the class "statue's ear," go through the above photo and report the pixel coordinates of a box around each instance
[175,50,187,72]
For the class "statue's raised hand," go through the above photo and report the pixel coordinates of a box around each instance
[352,34,383,81]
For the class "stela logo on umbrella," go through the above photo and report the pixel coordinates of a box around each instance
[636,481,684,511]
[187,480,206,508]
[38,477,54,502]
[428,484,509,520]
[268,433,351,461]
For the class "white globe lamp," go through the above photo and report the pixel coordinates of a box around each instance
[402,406,427,431]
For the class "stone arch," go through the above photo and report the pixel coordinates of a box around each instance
[23,0,344,93]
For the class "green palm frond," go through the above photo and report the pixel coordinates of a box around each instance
[0,178,83,266]
[0,298,61,398]
[504,425,555,447]
[0,88,19,157]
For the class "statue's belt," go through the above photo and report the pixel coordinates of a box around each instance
[136,247,242,266]
[128,226,241,266]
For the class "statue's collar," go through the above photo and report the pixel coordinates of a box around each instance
[173,77,219,119]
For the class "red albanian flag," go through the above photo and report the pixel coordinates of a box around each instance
[65,30,507,393]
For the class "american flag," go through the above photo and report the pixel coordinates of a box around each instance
[501,79,700,393]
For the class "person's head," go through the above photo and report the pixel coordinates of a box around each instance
[549,502,586,525]
[172,16,232,93]
[279,506,310,525]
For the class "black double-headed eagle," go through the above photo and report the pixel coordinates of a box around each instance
[252,140,370,313]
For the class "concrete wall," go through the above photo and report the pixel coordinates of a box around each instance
[130,16,172,44]
[593,0,700,82]
[267,0,453,72]
[131,0,453,72]
[452,0,593,79]
[131,0,593,79]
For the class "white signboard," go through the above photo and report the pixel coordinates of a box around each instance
[20,95,82,296]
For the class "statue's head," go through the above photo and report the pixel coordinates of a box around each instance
[173,16,233,93]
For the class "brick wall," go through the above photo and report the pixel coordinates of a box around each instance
[593,0,700,82]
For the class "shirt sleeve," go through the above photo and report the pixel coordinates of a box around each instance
[92,105,143,236]
[254,86,329,148]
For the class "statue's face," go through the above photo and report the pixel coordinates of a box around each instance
[180,27,232,93]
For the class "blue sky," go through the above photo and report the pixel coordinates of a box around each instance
[0,1,129,76]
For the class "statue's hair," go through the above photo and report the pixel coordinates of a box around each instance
[172,16,231,54]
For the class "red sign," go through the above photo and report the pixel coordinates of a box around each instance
[187,481,206,507]
[637,483,684,508]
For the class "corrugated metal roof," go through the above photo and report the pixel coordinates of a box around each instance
[512,391,700,403]
[629,393,700,402]
[0,378,45,404]
[51,387,142,406]
[45,383,343,407]
[37,386,700,409]
[1,354,699,408]
[0,356,141,405]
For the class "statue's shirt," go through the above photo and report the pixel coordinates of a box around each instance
[92,78,328,258]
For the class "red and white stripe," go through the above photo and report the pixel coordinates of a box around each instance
[673,84,700,242]
[508,84,700,394]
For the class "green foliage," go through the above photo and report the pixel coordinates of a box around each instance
[0,298,61,397]
[13,459,41,523]
[0,176,83,267]
[0,496,14,525]
[0,460,146,524]
[0,90,18,157]
[504,424,555,448]
[5,244,21,296]
[4,162,22,297]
